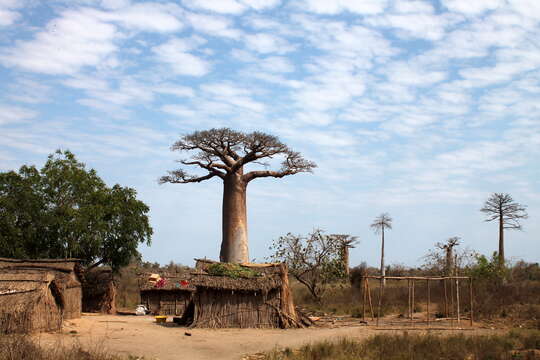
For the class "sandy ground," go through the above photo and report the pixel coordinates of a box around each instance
[35,314,503,360]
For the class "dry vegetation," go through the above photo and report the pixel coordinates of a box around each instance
[264,330,540,360]
[0,335,142,360]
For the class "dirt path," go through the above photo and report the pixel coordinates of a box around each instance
[36,315,502,360]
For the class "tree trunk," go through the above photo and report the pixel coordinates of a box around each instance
[220,173,249,263]
[498,211,504,265]
[343,246,350,277]
[381,227,385,286]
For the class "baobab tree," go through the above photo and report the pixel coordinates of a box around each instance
[436,236,461,276]
[370,213,392,285]
[480,193,528,265]
[332,234,359,277]
[160,128,316,263]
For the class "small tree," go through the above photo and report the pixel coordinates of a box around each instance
[269,229,346,303]
[370,213,392,285]
[480,193,528,265]
[160,128,316,263]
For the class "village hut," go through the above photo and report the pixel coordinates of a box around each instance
[182,259,308,329]
[139,273,195,316]
[0,271,64,333]
[82,267,117,314]
[0,258,82,320]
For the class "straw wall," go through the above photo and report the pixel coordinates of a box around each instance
[190,288,281,328]
[141,290,192,315]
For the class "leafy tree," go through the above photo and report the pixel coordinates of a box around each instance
[160,128,316,263]
[370,213,392,285]
[480,193,528,265]
[0,150,152,271]
[269,229,346,303]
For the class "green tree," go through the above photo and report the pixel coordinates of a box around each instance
[269,229,346,303]
[0,150,152,271]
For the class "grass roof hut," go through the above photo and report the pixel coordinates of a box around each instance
[182,259,308,329]
[82,267,117,314]
[0,258,82,320]
[0,271,64,334]
[139,273,195,316]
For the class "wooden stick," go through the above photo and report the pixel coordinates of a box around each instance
[411,279,415,327]
[364,276,470,280]
[407,279,411,322]
[469,277,473,327]
[377,277,383,326]
[362,277,366,321]
[444,278,448,317]
[427,279,430,327]
[366,277,375,320]
[456,277,460,324]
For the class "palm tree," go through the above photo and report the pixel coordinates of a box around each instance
[370,213,393,285]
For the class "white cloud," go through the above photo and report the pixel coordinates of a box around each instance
[8,78,53,104]
[0,104,37,125]
[0,9,117,74]
[302,0,388,15]
[244,33,295,54]
[161,104,197,117]
[384,63,447,86]
[200,82,266,113]
[259,56,294,73]
[0,0,22,26]
[239,0,281,11]
[441,0,505,15]
[99,3,183,32]
[152,38,210,76]
[185,12,242,38]
[183,0,246,14]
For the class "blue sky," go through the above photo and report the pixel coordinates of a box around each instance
[1,0,539,268]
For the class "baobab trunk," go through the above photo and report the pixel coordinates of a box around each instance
[498,211,504,265]
[220,173,249,263]
[380,227,386,286]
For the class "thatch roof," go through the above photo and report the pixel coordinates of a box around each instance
[140,261,284,293]
[0,257,82,274]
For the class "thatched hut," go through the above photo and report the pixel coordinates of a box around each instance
[0,271,64,333]
[139,273,195,316]
[186,260,306,329]
[82,267,117,314]
[0,258,82,320]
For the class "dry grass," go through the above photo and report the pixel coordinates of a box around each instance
[264,330,540,360]
[0,335,145,360]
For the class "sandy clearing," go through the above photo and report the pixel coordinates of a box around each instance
[35,315,502,360]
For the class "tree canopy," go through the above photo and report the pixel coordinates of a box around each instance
[159,128,316,184]
[0,150,152,271]
[269,229,348,302]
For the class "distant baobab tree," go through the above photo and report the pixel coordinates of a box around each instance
[481,193,528,265]
[160,128,316,263]
[370,213,392,285]
[332,234,359,277]
[436,236,461,276]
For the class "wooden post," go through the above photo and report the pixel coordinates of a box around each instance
[411,279,415,326]
[377,277,383,326]
[450,276,454,327]
[456,277,460,324]
[407,279,411,321]
[427,279,430,327]
[469,277,473,327]
[367,279,375,320]
[362,277,367,321]
[443,278,448,317]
